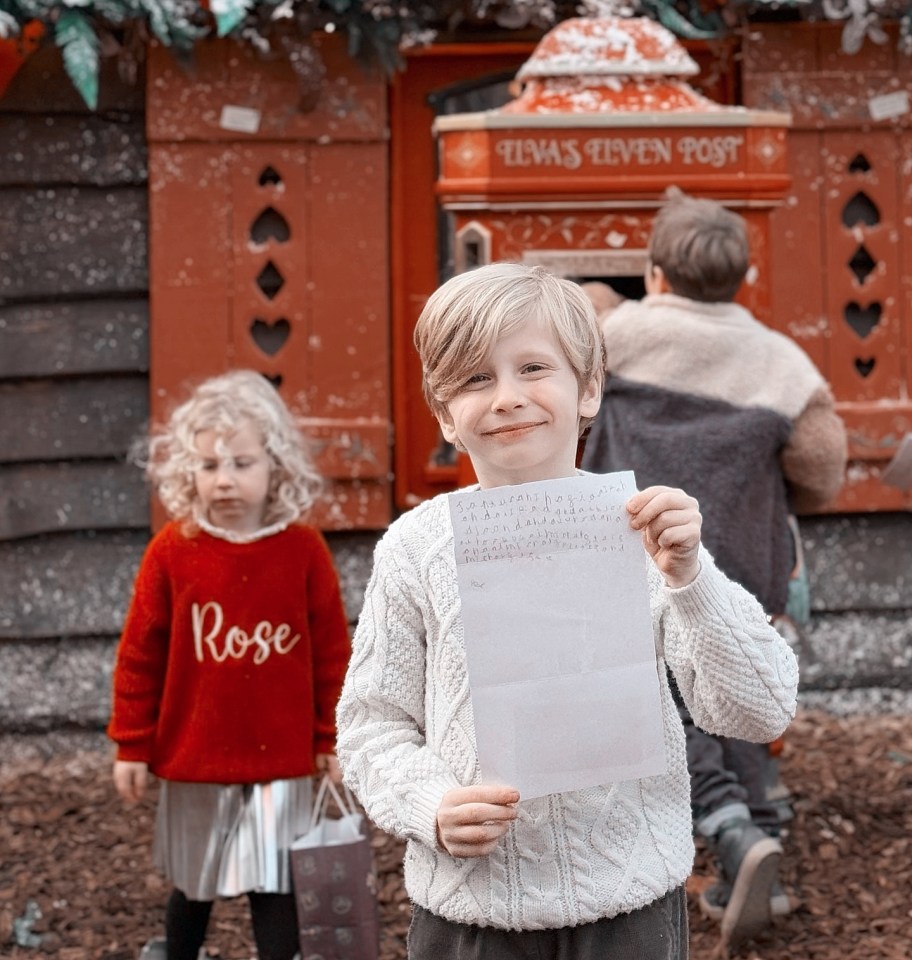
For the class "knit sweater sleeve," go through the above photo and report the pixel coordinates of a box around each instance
[781,385,848,512]
[336,524,461,849]
[305,528,352,758]
[107,532,172,763]
[657,548,798,743]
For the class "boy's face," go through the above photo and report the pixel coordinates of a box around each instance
[436,314,600,489]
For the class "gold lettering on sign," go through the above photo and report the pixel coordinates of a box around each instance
[677,136,743,168]
[494,134,744,170]
[495,138,582,170]
[584,137,673,166]
[191,601,302,664]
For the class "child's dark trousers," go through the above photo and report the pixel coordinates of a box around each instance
[407,885,687,960]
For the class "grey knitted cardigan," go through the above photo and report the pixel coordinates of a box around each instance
[336,490,798,931]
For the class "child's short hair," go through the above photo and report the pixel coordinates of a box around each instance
[414,262,605,435]
[649,193,749,302]
[140,369,322,529]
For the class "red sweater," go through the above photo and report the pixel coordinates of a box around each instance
[107,521,351,784]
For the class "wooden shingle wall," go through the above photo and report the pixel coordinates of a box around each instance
[0,48,376,734]
[0,49,152,729]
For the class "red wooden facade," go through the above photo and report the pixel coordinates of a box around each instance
[742,22,912,512]
[5,21,906,526]
[146,35,391,529]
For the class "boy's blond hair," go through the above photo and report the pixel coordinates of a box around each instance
[649,193,749,302]
[414,262,605,435]
[137,369,323,530]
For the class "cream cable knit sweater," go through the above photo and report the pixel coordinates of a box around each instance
[336,490,798,931]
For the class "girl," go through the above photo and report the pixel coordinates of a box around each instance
[108,369,351,960]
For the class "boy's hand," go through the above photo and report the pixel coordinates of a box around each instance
[437,785,520,858]
[316,752,343,784]
[113,759,150,804]
[627,485,702,589]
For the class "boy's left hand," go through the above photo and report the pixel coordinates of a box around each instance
[627,485,702,589]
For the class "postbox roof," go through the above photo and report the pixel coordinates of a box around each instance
[515,16,700,80]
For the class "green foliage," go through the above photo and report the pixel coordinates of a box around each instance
[55,8,99,107]
[210,0,255,37]
[2,0,910,110]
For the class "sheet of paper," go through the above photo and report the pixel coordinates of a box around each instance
[449,471,667,799]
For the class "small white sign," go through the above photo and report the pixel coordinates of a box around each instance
[868,90,910,122]
[219,105,262,134]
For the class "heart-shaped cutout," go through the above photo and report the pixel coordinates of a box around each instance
[844,301,881,339]
[842,191,880,228]
[250,207,290,245]
[258,166,282,186]
[250,317,291,356]
[854,357,876,378]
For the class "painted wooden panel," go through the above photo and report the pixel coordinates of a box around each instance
[0,461,148,540]
[305,143,389,422]
[0,377,147,463]
[228,144,311,383]
[146,35,386,145]
[148,144,233,395]
[742,21,912,512]
[0,300,148,378]
[390,43,537,509]
[765,130,828,374]
[147,38,391,529]
[822,130,904,404]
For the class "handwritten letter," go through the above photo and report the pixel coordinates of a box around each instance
[449,471,666,799]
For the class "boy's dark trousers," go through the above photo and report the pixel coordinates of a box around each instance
[679,704,780,837]
[665,669,779,838]
[407,886,688,960]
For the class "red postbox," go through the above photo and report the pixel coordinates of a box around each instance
[432,16,792,484]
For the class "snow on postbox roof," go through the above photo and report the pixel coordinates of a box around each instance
[515,16,699,78]
[506,16,720,115]
[433,15,792,211]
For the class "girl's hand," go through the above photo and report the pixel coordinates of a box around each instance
[113,760,150,804]
[316,752,343,785]
[436,785,520,858]
[627,485,702,589]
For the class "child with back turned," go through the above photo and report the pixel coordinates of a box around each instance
[581,192,847,950]
[336,262,799,960]
[107,370,351,960]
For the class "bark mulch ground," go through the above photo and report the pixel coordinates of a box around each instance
[2,709,911,959]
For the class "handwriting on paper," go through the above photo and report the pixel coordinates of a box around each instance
[448,471,667,799]
[450,476,630,563]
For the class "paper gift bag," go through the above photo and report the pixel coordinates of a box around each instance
[290,776,379,960]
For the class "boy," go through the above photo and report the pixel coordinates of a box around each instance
[581,194,847,949]
[336,262,799,960]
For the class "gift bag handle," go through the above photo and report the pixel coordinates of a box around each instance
[309,774,358,831]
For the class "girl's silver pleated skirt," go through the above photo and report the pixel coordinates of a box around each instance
[153,778,314,900]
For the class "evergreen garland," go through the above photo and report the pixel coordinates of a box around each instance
[0,0,909,108]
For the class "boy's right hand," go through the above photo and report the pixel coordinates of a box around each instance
[113,759,150,803]
[436,784,520,858]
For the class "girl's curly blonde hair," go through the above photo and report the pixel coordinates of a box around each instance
[136,370,322,530]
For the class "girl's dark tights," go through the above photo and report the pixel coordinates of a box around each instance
[165,888,299,960]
